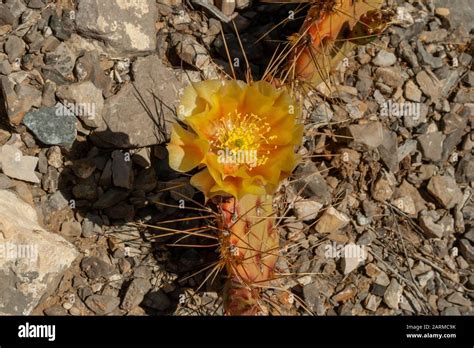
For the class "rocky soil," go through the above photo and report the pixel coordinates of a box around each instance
[0,0,473,315]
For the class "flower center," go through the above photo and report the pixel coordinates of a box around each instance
[210,111,277,168]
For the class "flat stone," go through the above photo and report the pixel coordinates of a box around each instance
[5,35,25,63]
[459,239,474,263]
[419,211,445,239]
[81,256,116,280]
[378,128,398,173]
[375,66,404,88]
[427,175,462,209]
[372,50,396,67]
[383,278,403,310]
[75,0,158,56]
[142,290,171,311]
[93,188,129,209]
[112,150,133,189]
[372,175,394,202]
[92,55,184,148]
[416,70,441,101]
[0,189,78,314]
[0,4,16,26]
[0,144,39,183]
[56,81,105,128]
[315,206,350,234]
[418,131,445,162]
[293,199,323,221]
[60,220,82,238]
[43,42,77,83]
[454,88,474,103]
[85,295,120,314]
[404,80,422,102]
[121,278,152,311]
[23,105,76,147]
[349,121,384,149]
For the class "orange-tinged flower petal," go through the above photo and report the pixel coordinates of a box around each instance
[190,168,216,200]
[167,124,208,172]
[178,80,223,119]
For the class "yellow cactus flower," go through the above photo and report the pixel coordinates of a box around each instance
[167,80,303,199]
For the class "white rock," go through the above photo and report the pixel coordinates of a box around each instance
[315,206,350,234]
[0,145,40,183]
[0,190,78,314]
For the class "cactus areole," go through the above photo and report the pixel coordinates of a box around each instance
[167,80,302,315]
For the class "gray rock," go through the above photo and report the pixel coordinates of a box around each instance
[5,36,25,63]
[416,70,441,101]
[85,295,120,314]
[427,175,462,209]
[419,211,445,239]
[43,42,77,83]
[60,220,82,238]
[349,121,384,149]
[50,12,75,41]
[75,0,158,56]
[56,81,105,128]
[446,292,471,307]
[378,128,398,173]
[372,50,396,67]
[0,189,78,315]
[433,0,474,31]
[417,131,445,162]
[0,4,16,26]
[112,150,133,189]
[459,239,474,263]
[23,105,77,147]
[454,88,474,103]
[293,199,323,221]
[416,40,443,69]
[80,256,116,280]
[81,213,102,238]
[121,278,152,311]
[41,80,57,107]
[0,145,39,183]
[92,55,184,148]
[383,278,403,310]
[0,174,14,189]
[404,80,422,102]
[93,188,129,209]
[74,51,111,95]
[375,66,404,88]
[0,60,12,75]
[142,290,171,311]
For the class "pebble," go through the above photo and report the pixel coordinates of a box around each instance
[383,278,403,310]
[315,207,350,234]
[427,175,462,209]
[85,295,120,315]
[112,150,134,190]
[121,278,152,311]
[416,70,441,101]
[417,131,445,162]
[0,144,40,183]
[404,80,422,102]
[293,199,323,221]
[349,121,384,149]
[372,50,397,67]
[23,105,76,147]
